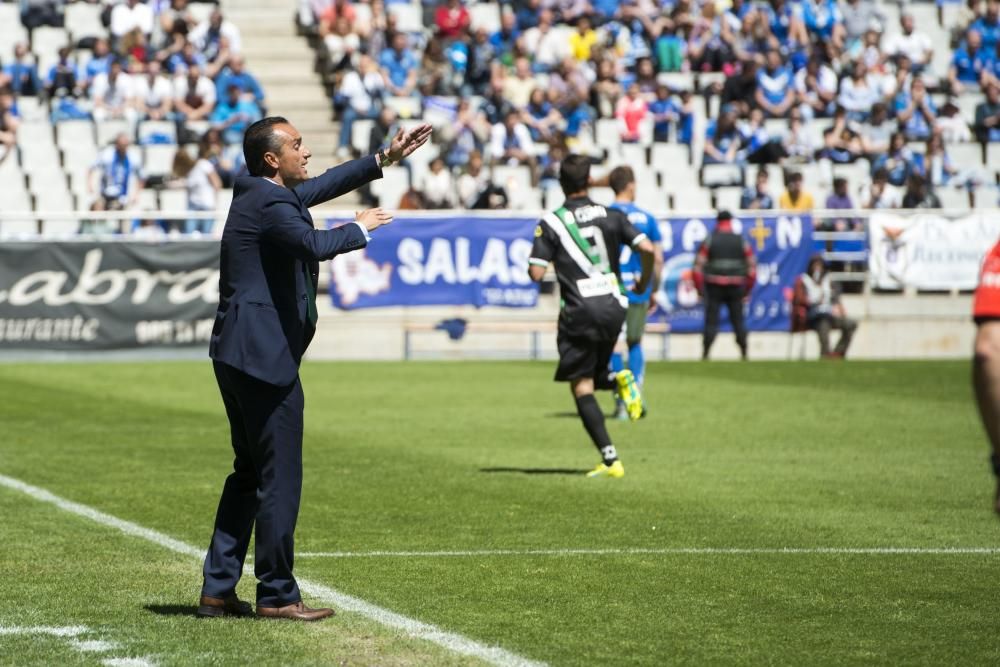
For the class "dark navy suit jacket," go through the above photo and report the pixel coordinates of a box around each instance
[209,156,382,386]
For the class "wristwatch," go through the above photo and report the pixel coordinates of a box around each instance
[377,149,392,168]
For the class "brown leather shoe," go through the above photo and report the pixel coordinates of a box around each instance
[197,594,254,618]
[256,601,335,622]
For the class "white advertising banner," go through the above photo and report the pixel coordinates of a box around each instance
[868,212,1000,290]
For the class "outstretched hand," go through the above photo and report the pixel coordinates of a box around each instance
[386,123,433,163]
[356,208,393,232]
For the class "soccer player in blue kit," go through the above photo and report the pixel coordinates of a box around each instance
[608,166,664,419]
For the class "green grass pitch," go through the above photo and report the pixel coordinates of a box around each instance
[1,360,999,666]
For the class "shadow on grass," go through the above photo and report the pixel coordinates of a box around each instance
[145,604,201,618]
[546,411,580,418]
[479,467,589,475]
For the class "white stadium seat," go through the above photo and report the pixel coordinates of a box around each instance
[370,166,409,209]
[65,2,106,42]
[469,3,502,32]
[387,3,423,33]
[158,188,188,211]
[351,118,374,153]
[56,120,96,151]
[143,145,179,177]
[96,119,131,147]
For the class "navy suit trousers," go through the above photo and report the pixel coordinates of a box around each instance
[202,361,304,607]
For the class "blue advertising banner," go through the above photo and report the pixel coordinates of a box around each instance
[649,214,814,333]
[327,216,540,309]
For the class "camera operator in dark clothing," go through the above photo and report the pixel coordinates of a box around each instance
[693,210,757,360]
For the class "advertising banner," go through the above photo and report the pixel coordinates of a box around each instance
[868,212,1000,290]
[327,216,540,309]
[0,241,219,349]
[650,214,814,333]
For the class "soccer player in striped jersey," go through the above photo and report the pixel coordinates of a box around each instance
[527,155,656,478]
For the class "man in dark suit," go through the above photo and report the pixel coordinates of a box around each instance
[197,116,431,621]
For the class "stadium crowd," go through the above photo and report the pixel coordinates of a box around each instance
[313,0,1000,216]
[1,0,1000,230]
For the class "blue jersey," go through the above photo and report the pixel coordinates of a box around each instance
[611,201,662,304]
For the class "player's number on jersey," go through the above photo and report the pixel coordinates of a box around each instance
[579,226,612,273]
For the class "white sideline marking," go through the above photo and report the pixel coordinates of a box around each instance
[0,473,544,667]
[0,625,89,637]
[71,639,121,652]
[101,659,156,667]
[297,547,1000,558]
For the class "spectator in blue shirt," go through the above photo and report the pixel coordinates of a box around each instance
[949,29,988,94]
[703,105,745,164]
[755,49,795,118]
[489,11,520,65]
[84,38,113,88]
[4,43,41,97]
[209,84,263,145]
[46,47,84,99]
[973,1,1000,52]
[167,42,208,76]
[871,131,918,186]
[803,0,845,49]
[894,77,936,141]
[765,0,808,48]
[649,84,679,143]
[741,168,775,209]
[214,56,266,110]
[561,95,595,141]
[975,82,1000,142]
[379,32,418,96]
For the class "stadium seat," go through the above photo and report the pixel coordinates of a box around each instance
[947,142,983,167]
[659,73,696,92]
[31,26,71,75]
[403,142,439,191]
[15,97,46,122]
[491,165,533,206]
[17,120,55,147]
[41,216,80,237]
[68,168,92,200]
[65,2,106,42]
[713,186,743,211]
[56,120,96,151]
[19,142,62,174]
[700,163,744,188]
[388,3,423,33]
[216,188,234,216]
[986,143,1000,168]
[651,142,691,170]
[143,145,178,177]
[188,2,215,24]
[96,119,131,147]
[369,166,409,209]
[385,96,422,119]
[136,189,159,211]
[469,3,502,32]
[956,95,980,126]
[159,189,188,211]
[351,118,374,153]
[35,186,76,214]
[138,120,178,145]
[589,187,615,206]
[938,187,971,210]
[0,9,28,64]
[671,187,712,211]
[620,143,648,168]
[595,118,621,156]
[184,120,211,140]
[973,188,997,209]
[26,166,67,193]
[543,187,565,211]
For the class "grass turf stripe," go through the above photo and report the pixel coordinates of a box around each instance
[0,472,545,667]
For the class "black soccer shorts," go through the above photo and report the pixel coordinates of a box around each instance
[554,331,617,389]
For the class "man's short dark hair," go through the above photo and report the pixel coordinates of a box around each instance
[608,165,635,194]
[559,154,591,196]
[244,116,289,177]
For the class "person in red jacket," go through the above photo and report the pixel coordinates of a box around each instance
[973,239,1000,515]
[693,210,756,360]
[435,0,471,41]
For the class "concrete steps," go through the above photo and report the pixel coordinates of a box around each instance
[226,0,339,161]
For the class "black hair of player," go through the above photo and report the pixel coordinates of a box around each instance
[559,154,591,196]
[244,116,290,177]
[609,165,635,194]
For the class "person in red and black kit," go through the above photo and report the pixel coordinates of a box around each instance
[972,238,1000,515]
[693,210,756,360]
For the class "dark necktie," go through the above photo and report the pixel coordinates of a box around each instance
[303,264,318,327]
